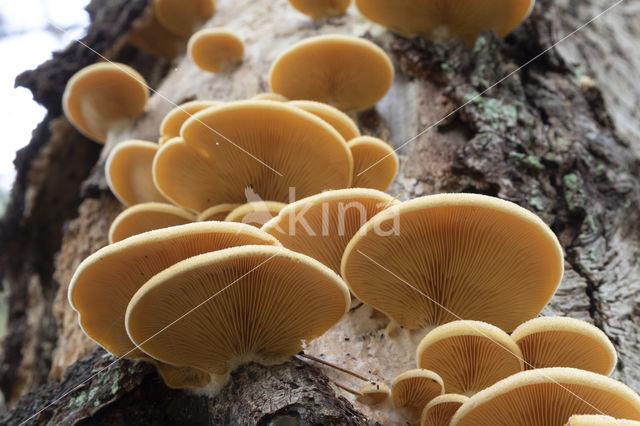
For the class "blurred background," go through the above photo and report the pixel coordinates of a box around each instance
[0,0,89,215]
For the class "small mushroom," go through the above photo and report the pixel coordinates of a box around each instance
[288,0,351,18]
[106,140,168,206]
[63,62,148,144]
[129,11,188,59]
[355,0,535,46]
[421,394,469,426]
[154,100,353,212]
[198,203,241,221]
[356,382,391,406]
[188,28,245,73]
[416,321,524,395]
[125,245,351,389]
[511,316,617,375]
[262,188,397,273]
[225,201,287,227]
[154,0,216,38]
[159,100,222,144]
[566,414,640,425]
[450,368,640,425]
[341,193,564,332]
[68,222,279,387]
[391,369,445,423]
[269,35,393,111]
[348,136,399,191]
[289,100,360,141]
[108,202,196,244]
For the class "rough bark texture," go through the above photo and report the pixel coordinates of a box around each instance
[1,0,639,423]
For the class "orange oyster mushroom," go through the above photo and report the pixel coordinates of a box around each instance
[188,28,244,73]
[153,100,353,212]
[269,35,393,111]
[108,203,196,244]
[355,0,535,47]
[348,136,399,191]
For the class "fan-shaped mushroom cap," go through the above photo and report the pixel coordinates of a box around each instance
[566,414,640,425]
[154,100,353,212]
[355,0,534,46]
[348,136,398,191]
[451,368,640,425]
[511,317,617,375]
[106,140,168,206]
[289,100,360,142]
[159,100,221,144]
[421,394,469,426]
[262,188,396,273]
[154,0,215,38]
[416,321,524,395]
[188,28,244,73]
[68,222,279,359]
[225,201,287,227]
[356,382,391,406]
[251,93,289,102]
[391,369,445,422]
[63,62,148,143]
[341,193,564,331]
[125,245,351,379]
[108,203,196,244]
[269,35,393,111]
[198,203,241,221]
[289,0,351,18]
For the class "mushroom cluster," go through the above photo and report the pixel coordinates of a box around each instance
[129,0,216,58]
[69,222,350,390]
[62,3,640,422]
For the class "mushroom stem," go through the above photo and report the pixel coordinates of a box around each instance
[331,380,362,396]
[297,353,369,381]
[100,120,136,163]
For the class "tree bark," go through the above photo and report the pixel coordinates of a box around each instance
[1,0,639,424]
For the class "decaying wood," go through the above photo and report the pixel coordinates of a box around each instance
[1,0,639,423]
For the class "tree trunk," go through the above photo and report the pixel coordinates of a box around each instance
[1,0,639,424]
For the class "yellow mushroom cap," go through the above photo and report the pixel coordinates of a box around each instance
[348,136,398,191]
[269,35,393,111]
[262,188,397,273]
[68,222,280,359]
[391,369,445,422]
[416,320,524,395]
[251,93,289,102]
[356,382,391,406]
[154,0,216,38]
[355,0,535,46]
[108,202,196,244]
[198,203,241,221]
[450,368,640,425]
[105,140,168,206]
[288,0,351,18]
[341,193,564,331]
[62,62,148,143]
[188,28,244,73]
[125,245,351,377]
[566,414,640,425]
[154,100,353,212]
[421,394,469,426]
[159,100,222,144]
[289,100,361,142]
[225,201,287,227]
[511,316,617,375]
